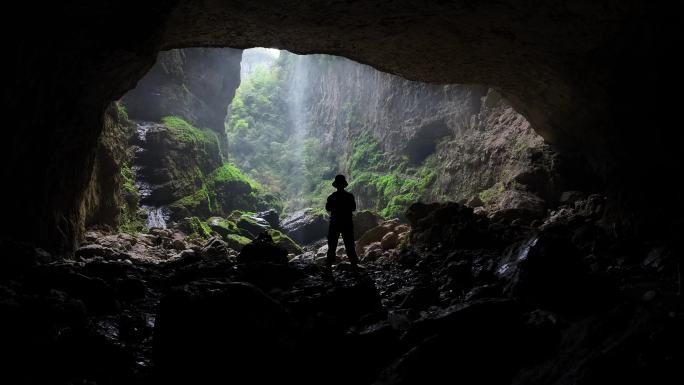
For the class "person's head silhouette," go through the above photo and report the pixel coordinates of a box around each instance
[332,174,348,190]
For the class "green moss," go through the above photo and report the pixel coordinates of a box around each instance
[162,116,217,145]
[226,234,252,250]
[267,229,303,254]
[344,134,440,219]
[114,101,129,121]
[209,217,239,233]
[185,216,213,240]
[209,163,259,188]
[173,184,213,212]
[119,207,145,234]
[120,163,137,194]
[479,182,505,205]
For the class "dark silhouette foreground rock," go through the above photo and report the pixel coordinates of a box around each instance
[153,280,295,384]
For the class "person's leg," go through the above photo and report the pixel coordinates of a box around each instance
[326,224,341,269]
[341,226,359,267]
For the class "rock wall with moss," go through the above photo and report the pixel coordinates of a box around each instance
[79,102,142,234]
[226,52,552,218]
[120,47,279,227]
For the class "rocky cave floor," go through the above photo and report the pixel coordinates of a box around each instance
[2,196,684,385]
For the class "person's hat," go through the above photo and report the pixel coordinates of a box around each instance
[332,174,348,188]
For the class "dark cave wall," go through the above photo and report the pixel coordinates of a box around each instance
[79,104,134,233]
[3,0,681,253]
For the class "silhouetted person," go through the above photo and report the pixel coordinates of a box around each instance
[325,174,359,275]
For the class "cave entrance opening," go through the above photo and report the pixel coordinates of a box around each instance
[113,46,547,258]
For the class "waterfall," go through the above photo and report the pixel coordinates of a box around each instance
[143,206,169,229]
[286,54,310,200]
[133,121,169,229]
[497,235,539,276]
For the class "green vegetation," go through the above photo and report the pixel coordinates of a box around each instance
[183,216,213,242]
[224,53,440,219]
[347,134,437,218]
[115,101,129,121]
[159,115,281,217]
[226,234,252,250]
[226,57,336,213]
[267,229,302,254]
[479,182,505,205]
[118,161,146,233]
[209,163,259,189]
[162,116,219,146]
[120,163,136,194]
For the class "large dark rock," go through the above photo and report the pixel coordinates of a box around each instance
[281,209,329,245]
[354,210,383,239]
[254,209,280,229]
[489,189,547,224]
[153,280,296,383]
[497,228,615,314]
[132,123,222,208]
[237,233,289,265]
[376,300,528,385]
[407,202,493,250]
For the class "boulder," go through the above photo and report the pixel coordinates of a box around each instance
[381,232,399,250]
[153,280,295,384]
[171,239,186,251]
[466,195,484,208]
[254,209,280,229]
[498,230,608,314]
[237,233,289,265]
[280,209,329,245]
[489,189,547,224]
[353,210,383,238]
[75,244,128,261]
[199,237,229,259]
[377,300,525,385]
[267,229,303,255]
[559,190,585,205]
[407,202,490,250]
[236,216,270,237]
[207,217,235,237]
[356,224,392,255]
[406,202,444,227]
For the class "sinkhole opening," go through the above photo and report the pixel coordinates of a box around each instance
[110,46,549,258]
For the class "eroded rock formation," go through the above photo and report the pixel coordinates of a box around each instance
[123,48,242,134]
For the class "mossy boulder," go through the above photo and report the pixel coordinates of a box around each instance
[237,233,289,265]
[280,208,329,245]
[236,216,270,238]
[267,229,302,255]
[181,217,213,240]
[207,217,238,237]
[225,234,252,251]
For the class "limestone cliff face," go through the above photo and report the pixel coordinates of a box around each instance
[284,54,550,208]
[79,104,135,233]
[123,48,242,134]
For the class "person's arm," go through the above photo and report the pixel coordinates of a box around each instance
[351,194,357,212]
[325,195,332,212]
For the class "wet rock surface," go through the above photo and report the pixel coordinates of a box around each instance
[281,209,329,245]
[2,193,684,384]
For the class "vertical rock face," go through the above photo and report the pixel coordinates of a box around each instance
[260,54,565,214]
[123,48,242,134]
[79,104,135,233]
